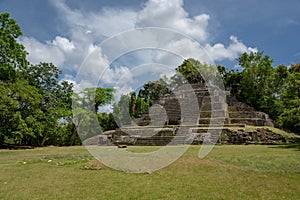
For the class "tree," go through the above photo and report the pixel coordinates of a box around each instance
[173,58,223,89]
[20,63,75,146]
[95,88,115,113]
[125,80,171,118]
[221,69,243,97]
[274,65,288,97]
[174,58,205,84]
[278,106,300,133]
[0,80,42,146]
[113,94,132,126]
[97,112,117,131]
[73,87,114,114]
[237,51,277,116]
[0,13,28,81]
[72,87,115,140]
[278,63,300,133]
[133,93,149,118]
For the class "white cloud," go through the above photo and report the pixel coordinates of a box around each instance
[21,0,257,94]
[137,0,210,42]
[76,45,132,86]
[204,36,257,61]
[20,36,78,68]
[60,75,93,93]
[20,37,66,66]
[52,36,75,52]
[51,0,137,38]
[160,38,213,64]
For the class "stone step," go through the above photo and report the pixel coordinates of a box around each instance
[198,117,229,124]
[229,118,265,126]
[196,124,246,128]
[201,102,227,111]
[228,111,265,118]
[200,110,228,118]
[189,127,227,133]
[134,136,187,145]
[116,128,175,137]
[210,95,226,103]
[227,105,255,112]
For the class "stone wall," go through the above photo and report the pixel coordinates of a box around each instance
[220,128,287,144]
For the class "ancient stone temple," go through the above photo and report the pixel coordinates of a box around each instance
[84,84,288,146]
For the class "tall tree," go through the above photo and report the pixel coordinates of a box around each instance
[173,58,222,88]
[278,64,300,133]
[0,80,42,146]
[113,94,132,126]
[237,51,276,116]
[172,58,207,86]
[0,13,28,81]
[72,87,115,140]
[20,63,75,146]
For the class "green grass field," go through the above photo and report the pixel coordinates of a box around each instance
[1,145,299,200]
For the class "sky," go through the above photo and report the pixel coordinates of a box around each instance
[1,0,300,96]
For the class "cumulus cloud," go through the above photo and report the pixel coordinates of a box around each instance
[204,36,257,61]
[75,44,132,88]
[137,0,210,42]
[20,0,257,94]
[159,38,213,64]
[61,74,94,93]
[51,0,137,38]
[20,37,66,66]
[52,36,75,52]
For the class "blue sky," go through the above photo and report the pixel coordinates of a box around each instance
[1,0,300,94]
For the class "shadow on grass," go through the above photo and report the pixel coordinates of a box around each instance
[1,143,35,150]
[271,138,300,151]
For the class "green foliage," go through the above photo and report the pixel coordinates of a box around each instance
[72,87,115,140]
[73,87,114,113]
[97,112,117,131]
[174,58,205,84]
[0,80,42,145]
[237,52,275,110]
[0,72,77,146]
[113,80,171,121]
[278,106,300,133]
[133,93,149,118]
[219,52,299,133]
[172,58,222,87]
[0,13,28,81]
[221,69,243,97]
[278,63,300,133]
[113,94,132,126]
[0,13,80,146]
[72,107,100,141]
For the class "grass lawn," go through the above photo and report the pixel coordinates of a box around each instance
[0,145,299,200]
